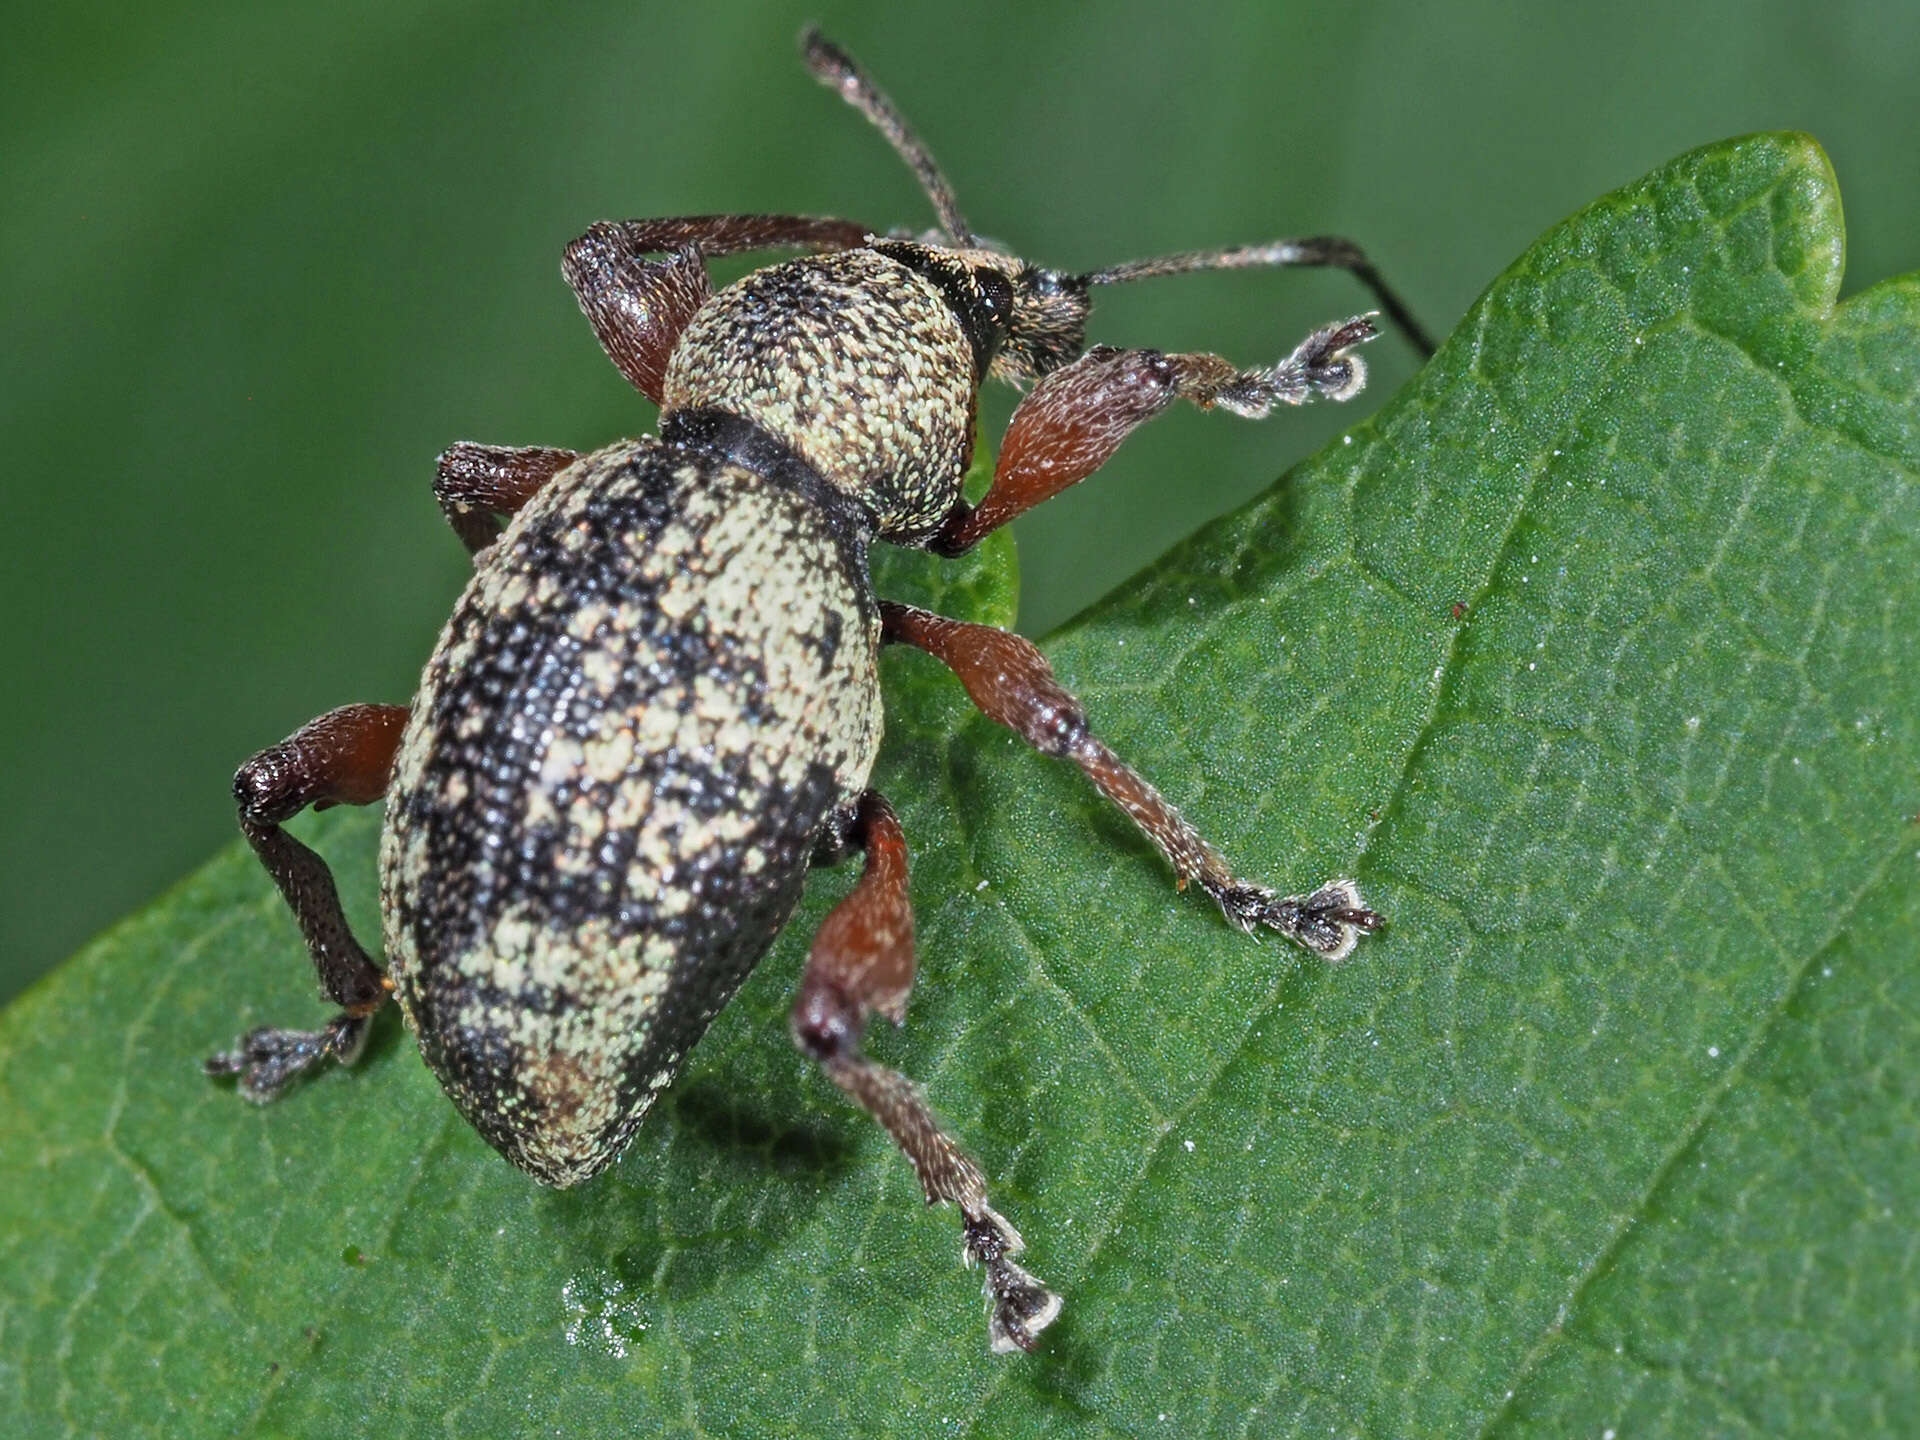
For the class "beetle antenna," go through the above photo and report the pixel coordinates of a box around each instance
[1085,239,1435,357]
[800,28,974,247]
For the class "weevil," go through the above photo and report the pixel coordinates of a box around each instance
[206,30,1431,1354]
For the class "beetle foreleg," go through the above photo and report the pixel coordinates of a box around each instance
[881,603,1383,960]
[791,791,1060,1355]
[206,703,409,1101]
[931,317,1377,554]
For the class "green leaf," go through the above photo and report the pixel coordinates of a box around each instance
[2,133,1914,1437]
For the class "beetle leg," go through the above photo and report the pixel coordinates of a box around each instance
[792,791,1061,1355]
[807,793,869,867]
[930,317,1378,555]
[206,703,410,1102]
[881,603,1382,959]
[433,443,580,555]
[563,214,876,404]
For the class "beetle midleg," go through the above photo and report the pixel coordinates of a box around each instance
[930,318,1378,555]
[562,214,875,404]
[205,702,409,1102]
[791,790,1061,1355]
[880,602,1383,960]
[433,443,580,555]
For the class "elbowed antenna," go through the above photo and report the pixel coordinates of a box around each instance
[800,28,974,247]
[1085,238,1436,358]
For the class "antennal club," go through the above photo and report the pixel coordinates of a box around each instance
[800,28,974,247]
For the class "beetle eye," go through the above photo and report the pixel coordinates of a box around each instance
[974,269,1013,329]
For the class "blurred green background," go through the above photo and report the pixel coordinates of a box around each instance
[4,0,1916,1002]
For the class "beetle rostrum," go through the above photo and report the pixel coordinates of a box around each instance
[206,29,1427,1355]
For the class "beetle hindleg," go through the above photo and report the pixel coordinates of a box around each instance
[563,214,876,404]
[931,318,1378,555]
[433,443,579,555]
[792,790,1060,1355]
[881,603,1382,959]
[206,703,410,1102]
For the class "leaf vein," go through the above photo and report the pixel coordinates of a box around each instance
[1472,829,1911,1439]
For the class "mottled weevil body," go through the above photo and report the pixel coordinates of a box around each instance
[208,30,1431,1354]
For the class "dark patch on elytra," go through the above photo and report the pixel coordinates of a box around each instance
[385,435,880,1184]
[813,607,844,677]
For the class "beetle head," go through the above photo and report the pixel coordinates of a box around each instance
[995,263,1092,387]
[933,247,1091,388]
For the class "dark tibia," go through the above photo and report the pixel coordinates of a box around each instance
[208,703,408,1101]
[433,443,579,555]
[234,816,385,1014]
[791,791,1061,1353]
[880,603,1382,959]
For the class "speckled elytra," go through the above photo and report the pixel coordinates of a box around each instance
[208,29,1428,1354]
